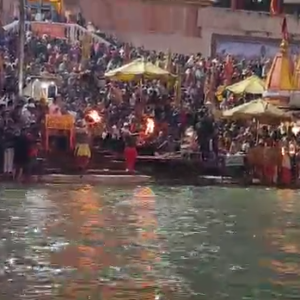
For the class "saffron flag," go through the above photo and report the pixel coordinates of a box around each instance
[165,48,172,72]
[123,43,130,64]
[270,0,281,15]
[281,16,288,40]
[81,34,91,61]
[174,65,182,107]
[231,0,237,10]
[224,54,234,85]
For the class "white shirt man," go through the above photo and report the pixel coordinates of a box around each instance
[22,103,35,124]
[35,12,44,21]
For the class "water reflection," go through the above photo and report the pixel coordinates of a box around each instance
[48,185,164,300]
[1,186,300,299]
[266,190,300,293]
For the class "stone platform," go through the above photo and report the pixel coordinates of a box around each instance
[37,174,152,184]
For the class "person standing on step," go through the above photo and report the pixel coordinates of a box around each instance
[122,123,138,173]
[74,120,91,173]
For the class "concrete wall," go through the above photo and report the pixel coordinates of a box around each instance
[1,0,17,23]
[79,0,197,35]
[4,0,300,56]
[74,0,300,55]
[197,7,300,45]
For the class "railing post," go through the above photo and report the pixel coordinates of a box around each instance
[74,25,81,42]
[18,0,25,96]
[67,23,72,42]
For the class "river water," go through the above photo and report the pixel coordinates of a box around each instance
[0,184,300,300]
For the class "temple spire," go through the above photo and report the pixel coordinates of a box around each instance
[265,17,295,91]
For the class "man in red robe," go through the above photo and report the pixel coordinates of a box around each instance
[122,123,138,172]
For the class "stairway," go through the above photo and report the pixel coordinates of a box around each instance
[41,151,125,173]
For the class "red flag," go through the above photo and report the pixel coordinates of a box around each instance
[231,0,237,10]
[270,0,281,15]
[281,16,288,40]
[123,43,130,63]
[224,55,234,85]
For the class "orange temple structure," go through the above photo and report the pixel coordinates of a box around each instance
[264,37,300,108]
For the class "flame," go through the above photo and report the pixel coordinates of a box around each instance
[88,110,101,123]
[292,125,300,136]
[145,118,154,135]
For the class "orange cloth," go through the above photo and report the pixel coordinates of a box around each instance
[264,164,275,184]
[75,156,90,169]
[281,168,292,185]
[281,153,292,185]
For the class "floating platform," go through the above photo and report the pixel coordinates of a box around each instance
[37,174,152,184]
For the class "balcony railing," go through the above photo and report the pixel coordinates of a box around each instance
[3,21,111,45]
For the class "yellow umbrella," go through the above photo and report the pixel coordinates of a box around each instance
[226,75,265,94]
[222,98,291,123]
[105,58,172,81]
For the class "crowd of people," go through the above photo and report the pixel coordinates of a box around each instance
[0,7,298,185]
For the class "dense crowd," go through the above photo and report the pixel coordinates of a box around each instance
[0,8,298,183]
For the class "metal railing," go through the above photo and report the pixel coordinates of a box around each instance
[3,21,111,45]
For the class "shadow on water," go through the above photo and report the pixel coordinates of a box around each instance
[0,184,300,299]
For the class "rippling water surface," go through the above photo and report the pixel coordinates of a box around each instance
[0,185,300,299]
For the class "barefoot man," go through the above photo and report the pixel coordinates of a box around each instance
[122,123,138,173]
[74,120,91,173]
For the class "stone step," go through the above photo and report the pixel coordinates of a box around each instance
[44,168,135,175]
[40,158,125,171]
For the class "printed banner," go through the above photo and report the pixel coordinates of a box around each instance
[214,35,300,59]
[45,115,74,130]
[284,0,300,3]
[31,22,66,39]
